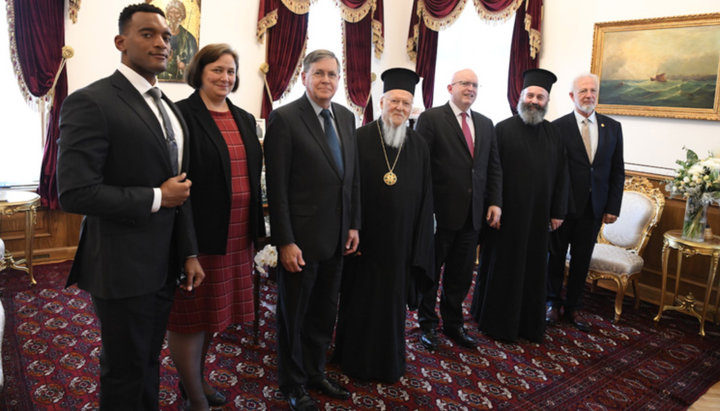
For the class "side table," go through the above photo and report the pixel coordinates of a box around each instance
[0,189,41,285]
[653,229,720,336]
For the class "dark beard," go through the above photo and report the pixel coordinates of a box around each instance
[516,101,547,125]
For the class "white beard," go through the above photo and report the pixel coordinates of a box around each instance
[381,119,407,148]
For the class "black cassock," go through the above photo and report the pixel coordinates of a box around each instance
[474,116,567,343]
[335,120,434,383]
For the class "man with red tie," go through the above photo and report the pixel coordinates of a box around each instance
[415,69,502,350]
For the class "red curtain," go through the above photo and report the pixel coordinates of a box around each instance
[11,0,67,209]
[339,0,383,124]
[257,0,309,118]
[508,0,542,113]
[407,0,537,110]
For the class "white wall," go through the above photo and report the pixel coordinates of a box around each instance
[64,1,720,176]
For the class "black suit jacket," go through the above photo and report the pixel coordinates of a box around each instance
[264,94,360,261]
[176,90,265,254]
[415,102,502,231]
[57,70,197,299]
[553,112,624,219]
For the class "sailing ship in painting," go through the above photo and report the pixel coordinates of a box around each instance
[650,73,667,82]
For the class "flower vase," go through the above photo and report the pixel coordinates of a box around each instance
[682,195,709,242]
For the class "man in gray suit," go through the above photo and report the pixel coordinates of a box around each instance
[264,49,360,411]
[56,4,204,410]
[415,69,502,350]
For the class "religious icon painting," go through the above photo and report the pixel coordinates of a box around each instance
[146,0,201,82]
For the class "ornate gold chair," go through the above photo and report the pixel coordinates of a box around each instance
[579,176,665,322]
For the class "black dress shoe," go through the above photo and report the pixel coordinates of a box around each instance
[178,381,228,407]
[307,378,350,400]
[545,305,560,326]
[286,386,318,411]
[443,326,476,348]
[420,329,440,350]
[566,311,591,332]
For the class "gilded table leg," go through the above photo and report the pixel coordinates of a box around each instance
[673,250,684,302]
[25,207,36,286]
[654,240,671,323]
[700,251,720,337]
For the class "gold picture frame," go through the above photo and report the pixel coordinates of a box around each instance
[147,0,201,82]
[591,13,720,121]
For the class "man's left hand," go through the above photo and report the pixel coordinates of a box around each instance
[486,205,502,229]
[344,229,359,255]
[550,218,564,231]
[603,213,618,224]
[181,257,205,291]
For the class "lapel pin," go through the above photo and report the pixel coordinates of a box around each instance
[601,123,605,127]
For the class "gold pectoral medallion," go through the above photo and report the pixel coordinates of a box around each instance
[383,171,397,186]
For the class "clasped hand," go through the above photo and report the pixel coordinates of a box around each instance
[160,173,191,208]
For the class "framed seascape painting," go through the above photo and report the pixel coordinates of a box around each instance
[147,0,201,82]
[590,13,720,121]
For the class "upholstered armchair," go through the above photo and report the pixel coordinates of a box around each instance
[581,176,665,322]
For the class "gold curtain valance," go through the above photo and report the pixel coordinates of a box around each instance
[335,0,373,23]
[281,0,314,14]
[418,0,467,32]
[472,0,523,22]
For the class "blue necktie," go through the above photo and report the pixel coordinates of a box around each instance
[148,87,179,175]
[320,109,344,175]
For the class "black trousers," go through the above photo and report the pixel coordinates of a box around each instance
[547,201,603,314]
[91,281,175,411]
[276,252,343,394]
[419,213,478,331]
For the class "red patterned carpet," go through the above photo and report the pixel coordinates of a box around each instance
[2,262,720,410]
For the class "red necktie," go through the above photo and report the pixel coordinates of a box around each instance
[461,112,474,157]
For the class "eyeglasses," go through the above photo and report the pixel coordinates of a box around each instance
[452,81,479,89]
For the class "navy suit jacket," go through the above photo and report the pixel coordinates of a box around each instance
[57,70,197,299]
[553,111,624,219]
[415,102,502,231]
[264,94,361,261]
[176,90,265,254]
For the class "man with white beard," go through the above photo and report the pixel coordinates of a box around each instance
[546,73,624,332]
[475,68,569,343]
[334,68,434,383]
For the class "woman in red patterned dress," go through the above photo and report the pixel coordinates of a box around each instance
[168,44,265,410]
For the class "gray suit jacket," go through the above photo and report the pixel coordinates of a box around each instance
[57,70,197,299]
[264,94,360,261]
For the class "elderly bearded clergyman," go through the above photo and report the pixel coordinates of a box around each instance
[334,68,434,384]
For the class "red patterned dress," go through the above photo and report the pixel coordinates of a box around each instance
[168,110,254,333]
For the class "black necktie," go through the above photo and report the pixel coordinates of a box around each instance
[148,87,179,175]
[320,108,344,175]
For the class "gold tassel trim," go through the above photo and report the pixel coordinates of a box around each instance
[471,0,522,22]
[257,9,278,43]
[371,18,384,59]
[334,0,373,23]
[280,0,314,15]
[69,0,81,23]
[418,0,467,32]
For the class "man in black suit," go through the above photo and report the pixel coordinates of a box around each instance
[56,4,204,410]
[415,69,502,350]
[546,73,625,332]
[264,49,360,411]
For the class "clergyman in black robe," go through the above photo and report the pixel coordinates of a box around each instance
[474,69,568,343]
[335,68,434,383]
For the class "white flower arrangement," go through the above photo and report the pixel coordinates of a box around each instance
[667,148,720,201]
[254,244,277,275]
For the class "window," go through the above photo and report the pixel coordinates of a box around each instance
[433,5,515,123]
[275,0,347,111]
[0,15,43,187]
